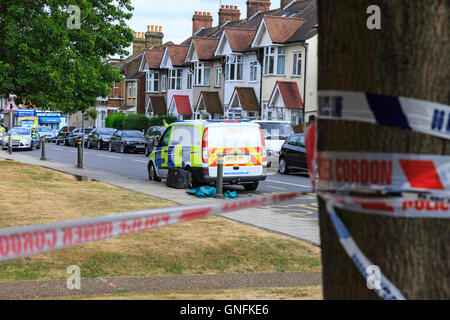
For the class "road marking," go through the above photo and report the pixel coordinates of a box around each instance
[265,179,311,188]
[267,185,286,190]
[98,154,121,159]
[132,159,147,163]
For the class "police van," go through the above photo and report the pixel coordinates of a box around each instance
[147,120,267,191]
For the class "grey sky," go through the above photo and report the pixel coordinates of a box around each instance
[125,0,278,54]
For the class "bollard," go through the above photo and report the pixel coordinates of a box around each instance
[77,140,83,169]
[216,153,224,198]
[8,131,12,155]
[40,137,47,161]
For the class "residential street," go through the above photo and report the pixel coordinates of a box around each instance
[26,143,318,219]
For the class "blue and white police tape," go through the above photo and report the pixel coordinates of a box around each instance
[324,196,406,300]
[318,91,450,140]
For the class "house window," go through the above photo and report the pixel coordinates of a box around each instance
[187,72,193,90]
[169,69,183,90]
[292,52,302,76]
[127,83,132,98]
[194,62,211,86]
[250,61,258,82]
[112,82,120,97]
[225,55,244,81]
[133,82,137,98]
[215,68,222,87]
[161,75,167,92]
[146,71,160,92]
[264,47,286,76]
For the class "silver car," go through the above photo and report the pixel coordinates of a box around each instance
[1,127,41,151]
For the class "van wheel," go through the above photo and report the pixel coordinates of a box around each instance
[148,163,161,182]
[244,182,259,192]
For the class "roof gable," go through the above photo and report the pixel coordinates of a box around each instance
[252,16,306,47]
[161,45,189,68]
[222,28,256,53]
[215,32,233,56]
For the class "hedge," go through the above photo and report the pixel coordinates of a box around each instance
[105,113,178,133]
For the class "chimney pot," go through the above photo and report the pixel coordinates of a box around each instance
[159,26,163,32]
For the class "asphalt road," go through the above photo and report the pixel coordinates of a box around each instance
[25,142,318,219]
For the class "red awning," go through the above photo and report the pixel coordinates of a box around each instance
[173,95,192,115]
[276,81,304,109]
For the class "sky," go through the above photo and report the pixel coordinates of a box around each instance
[124,0,278,54]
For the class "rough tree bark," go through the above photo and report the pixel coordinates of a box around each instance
[318,0,449,299]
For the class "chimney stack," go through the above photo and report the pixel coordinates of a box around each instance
[218,5,241,26]
[133,26,164,55]
[145,25,164,49]
[192,11,213,35]
[246,0,271,19]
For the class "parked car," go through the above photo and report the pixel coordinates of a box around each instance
[253,120,295,158]
[1,127,41,151]
[67,128,93,147]
[278,133,308,175]
[56,126,77,145]
[148,120,267,191]
[108,130,146,153]
[144,126,165,156]
[87,128,117,150]
[36,126,56,142]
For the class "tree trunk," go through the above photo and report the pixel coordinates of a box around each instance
[318,0,449,299]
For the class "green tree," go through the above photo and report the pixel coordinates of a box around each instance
[0,0,134,114]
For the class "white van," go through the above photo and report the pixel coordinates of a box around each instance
[148,120,267,191]
[253,120,295,157]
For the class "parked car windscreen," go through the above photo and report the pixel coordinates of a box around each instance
[98,128,117,135]
[37,126,53,132]
[11,128,31,136]
[122,131,144,138]
[256,122,294,141]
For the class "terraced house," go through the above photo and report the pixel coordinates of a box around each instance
[105,0,318,126]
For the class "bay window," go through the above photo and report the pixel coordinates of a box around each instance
[264,46,286,75]
[225,55,244,81]
[194,62,211,86]
[215,68,222,87]
[161,75,167,92]
[292,52,302,76]
[146,71,160,92]
[169,69,183,90]
[250,61,258,82]
[187,72,193,90]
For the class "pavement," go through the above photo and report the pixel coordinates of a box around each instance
[0,272,322,300]
[0,148,320,246]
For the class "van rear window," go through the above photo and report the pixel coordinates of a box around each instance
[208,126,261,148]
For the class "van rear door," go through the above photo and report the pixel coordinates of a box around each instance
[207,124,263,178]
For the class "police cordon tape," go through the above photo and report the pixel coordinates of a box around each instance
[0,192,301,262]
[318,90,450,139]
[324,196,406,300]
[317,151,450,197]
[311,93,450,299]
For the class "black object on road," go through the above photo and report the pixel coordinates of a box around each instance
[166,168,192,189]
